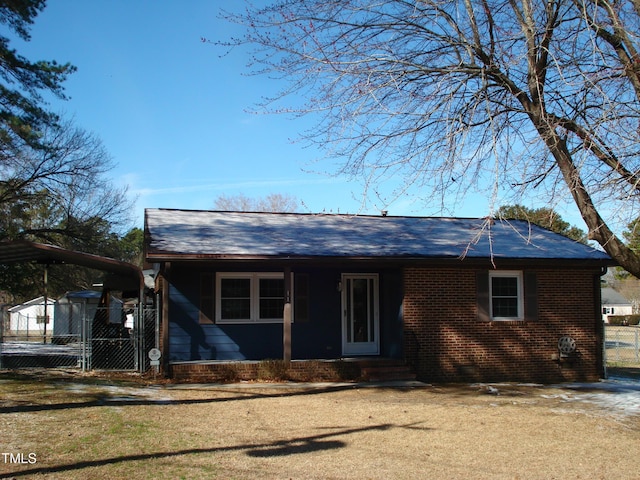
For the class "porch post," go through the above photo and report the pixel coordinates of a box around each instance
[283,266,292,364]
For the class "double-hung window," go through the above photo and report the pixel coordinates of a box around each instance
[489,271,524,320]
[216,273,285,323]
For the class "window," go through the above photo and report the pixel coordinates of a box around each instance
[258,277,285,319]
[216,273,285,323]
[489,271,524,320]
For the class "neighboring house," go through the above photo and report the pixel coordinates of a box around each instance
[7,296,55,338]
[144,209,614,383]
[601,287,633,323]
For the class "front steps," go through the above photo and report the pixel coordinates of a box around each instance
[359,359,417,382]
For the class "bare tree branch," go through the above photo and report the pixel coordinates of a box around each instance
[0,118,134,242]
[217,0,640,276]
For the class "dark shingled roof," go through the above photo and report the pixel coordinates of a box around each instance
[144,209,613,265]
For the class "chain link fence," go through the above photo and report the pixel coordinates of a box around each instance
[1,299,156,372]
[605,325,640,365]
[4,304,632,372]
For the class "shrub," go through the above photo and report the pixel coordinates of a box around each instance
[216,363,240,383]
[608,315,640,326]
[257,359,290,381]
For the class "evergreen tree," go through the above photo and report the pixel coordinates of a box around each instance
[497,205,587,243]
[623,218,640,255]
[0,0,75,158]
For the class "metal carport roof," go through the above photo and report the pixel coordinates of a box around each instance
[0,240,144,296]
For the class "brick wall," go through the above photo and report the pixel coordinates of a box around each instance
[403,267,603,383]
[170,359,362,383]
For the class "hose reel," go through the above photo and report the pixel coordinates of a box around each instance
[558,336,576,358]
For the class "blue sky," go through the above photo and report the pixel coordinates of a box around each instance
[11,1,549,229]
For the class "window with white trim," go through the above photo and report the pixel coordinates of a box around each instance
[216,272,285,323]
[489,271,524,320]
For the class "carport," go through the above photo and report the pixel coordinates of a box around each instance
[0,240,152,371]
[0,239,144,298]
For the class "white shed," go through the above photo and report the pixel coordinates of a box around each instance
[8,296,55,339]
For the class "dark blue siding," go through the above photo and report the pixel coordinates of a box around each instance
[167,270,208,361]
[167,264,404,362]
[380,270,404,358]
[292,269,342,359]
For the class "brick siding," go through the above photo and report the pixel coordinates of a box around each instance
[403,267,603,383]
[170,359,362,383]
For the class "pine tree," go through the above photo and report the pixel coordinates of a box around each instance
[0,0,75,158]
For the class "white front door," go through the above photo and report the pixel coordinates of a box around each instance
[342,274,380,356]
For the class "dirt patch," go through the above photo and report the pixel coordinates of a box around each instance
[1,370,639,479]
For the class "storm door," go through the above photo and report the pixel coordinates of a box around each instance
[341,274,380,355]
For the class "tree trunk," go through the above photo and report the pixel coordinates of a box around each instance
[537,123,640,277]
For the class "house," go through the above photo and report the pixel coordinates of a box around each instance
[144,208,614,383]
[7,296,55,340]
[601,287,633,323]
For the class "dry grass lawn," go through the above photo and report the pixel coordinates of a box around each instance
[1,370,639,479]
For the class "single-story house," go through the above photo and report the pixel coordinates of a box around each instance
[7,296,55,339]
[601,287,633,323]
[144,208,614,383]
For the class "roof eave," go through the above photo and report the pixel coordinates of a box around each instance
[145,252,615,268]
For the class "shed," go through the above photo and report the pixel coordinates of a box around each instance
[7,296,55,339]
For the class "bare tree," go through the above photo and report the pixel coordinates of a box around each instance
[214,193,299,212]
[0,119,133,243]
[218,0,640,276]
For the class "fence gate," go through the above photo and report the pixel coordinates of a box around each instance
[1,301,157,373]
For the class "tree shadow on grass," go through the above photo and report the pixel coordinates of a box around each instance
[1,423,395,478]
[0,383,364,414]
